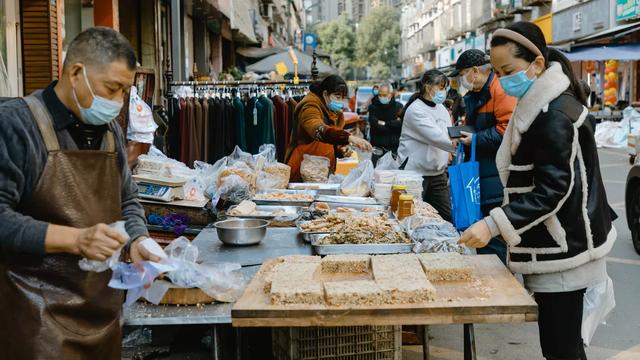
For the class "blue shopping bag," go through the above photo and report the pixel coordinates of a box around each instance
[448,136,481,230]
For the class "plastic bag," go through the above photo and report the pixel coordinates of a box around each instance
[217,161,257,193]
[79,221,129,272]
[228,146,254,167]
[127,86,157,144]
[301,154,330,183]
[254,144,277,170]
[339,160,374,197]
[582,276,615,346]
[402,216,465,254]
[215,174,252,206]
[354,147,373,163]
[257,163,291,191]
[192,158,228,199]
[375,151,400,170]
[328,174,345,184]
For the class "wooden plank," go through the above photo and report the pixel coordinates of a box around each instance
[231,255,538,328]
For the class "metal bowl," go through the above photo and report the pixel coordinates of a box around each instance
[214,219,269,246]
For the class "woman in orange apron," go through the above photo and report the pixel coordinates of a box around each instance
[285,75,372,182]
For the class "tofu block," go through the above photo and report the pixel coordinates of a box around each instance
[372,254,427,282]
[377,278,436,303]
[418,253,473,281]
[270,280,324,305]
[321,254,371,273]
[324,280,388,306]
[278,255,322,263]
[263,262,319,293]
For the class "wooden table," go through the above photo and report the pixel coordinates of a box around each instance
[232,255,538,360]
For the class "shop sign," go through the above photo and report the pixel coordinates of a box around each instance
[617,0,640,21]
[573,12,583,32]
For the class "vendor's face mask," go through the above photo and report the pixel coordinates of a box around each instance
[73,66,124,126]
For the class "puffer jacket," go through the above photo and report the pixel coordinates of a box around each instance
[489,62,615,275]
[463,71,516,208]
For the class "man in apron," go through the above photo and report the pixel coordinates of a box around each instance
[0,27,161,359]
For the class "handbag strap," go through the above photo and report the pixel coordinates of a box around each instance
[470,133,477,162]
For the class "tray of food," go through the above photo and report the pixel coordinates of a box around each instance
[309,234,414,255]
[310,201,389,215]
[227,200,301,220]
[253,189,317,206]
[315,195,378,205]
[288,183,340,195]
[296,214,402,242]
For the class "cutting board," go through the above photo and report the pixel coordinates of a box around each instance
[232,255,537,327]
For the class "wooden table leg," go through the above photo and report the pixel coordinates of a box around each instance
[463,323,477,360]
[422,325,430,360]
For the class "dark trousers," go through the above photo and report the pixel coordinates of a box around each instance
[477,204,508,264]
[534,289,588,360]
[422,174,452,222]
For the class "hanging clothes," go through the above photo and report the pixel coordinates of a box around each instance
[202,97,209,163]
[224,97,237,155]
[233,95,247,151]
[258,94,275,148]
[271,94,289,162]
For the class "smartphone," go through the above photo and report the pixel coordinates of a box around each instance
[447,125,475,139]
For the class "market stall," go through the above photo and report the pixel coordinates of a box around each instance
[124,144,538,360]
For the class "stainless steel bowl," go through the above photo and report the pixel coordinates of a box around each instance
[214,219,269,246]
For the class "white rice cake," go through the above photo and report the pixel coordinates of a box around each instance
[263,262,319,293]
[321,254,371,273]
[377,278,436,304]
[371,254,428,282]
[270,280,324,305]
[278,255,322,263]
[324,280,388,306]
[418,253,474,281]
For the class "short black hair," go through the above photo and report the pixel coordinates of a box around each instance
[64,27,136,71]
[310,75,348,97]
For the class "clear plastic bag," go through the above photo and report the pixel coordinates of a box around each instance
[228,146,254,167]
[257,163,291,190]
[254,144,277,170]
[375,151,400,170]
[301,154,330,183]
[217,161,257,193]
[582,275,615,346]
[339,160,374,197]
[354,147,373,163]
[328,174,345,184]
[79,221,129,272]
[215,174,252,205]
[193,157,228,199]
[402,216,465,254]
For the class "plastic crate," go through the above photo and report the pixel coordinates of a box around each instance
[272,326,401,360]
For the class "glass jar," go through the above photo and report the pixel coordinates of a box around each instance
[397,194,414,220]
[390,185,407,212]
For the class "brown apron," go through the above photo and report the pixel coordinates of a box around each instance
[0,95,124,359]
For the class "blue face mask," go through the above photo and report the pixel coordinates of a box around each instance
[328,98,344,113]
[432,90,447,104]
[372,89,379,96]
[499,64,536,98]
[379,96,390,105]
[73,66,124,126]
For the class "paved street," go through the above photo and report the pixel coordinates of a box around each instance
[403,148,640,360]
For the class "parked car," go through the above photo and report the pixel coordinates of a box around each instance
[396,91,414,106]
[625,163,640,254]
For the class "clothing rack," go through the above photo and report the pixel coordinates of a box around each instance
[167,79,313,97]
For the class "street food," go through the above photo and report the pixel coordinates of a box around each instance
[321,254,371,273]
[418,253,474,281]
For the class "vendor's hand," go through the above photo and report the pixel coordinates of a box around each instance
[458,221,492,248]
[339,145,354,158]
[460,131,473,146]
[75,224,127,261]
[129,237,163,263]
[349,135,373,152]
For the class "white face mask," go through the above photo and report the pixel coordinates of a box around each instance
[460,71,476,91]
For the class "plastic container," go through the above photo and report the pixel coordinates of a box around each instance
[397,194,414,220]
[390,185,407,212]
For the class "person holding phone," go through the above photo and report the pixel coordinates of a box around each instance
[449,49,516,264]
[397,70,456,221]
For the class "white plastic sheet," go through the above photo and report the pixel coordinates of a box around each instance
[582,276,616,346]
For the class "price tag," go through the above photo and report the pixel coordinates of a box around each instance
[253,106,258,126]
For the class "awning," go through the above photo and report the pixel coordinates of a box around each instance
[562,43,640,61]
[246,48,338,76]
[237,47,285,59]
[579,22,640,42]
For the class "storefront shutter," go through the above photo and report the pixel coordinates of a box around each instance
[21,0,59,95]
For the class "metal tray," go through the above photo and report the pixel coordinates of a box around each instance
[295,220,333,242]
[312,202,389,212]
[288,183,339,195]
[253,189,317,207]
[310,234,414,255]
[226,205,302,220]
[315,195,378,205]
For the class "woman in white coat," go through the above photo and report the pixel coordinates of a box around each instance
[397,69,456,221]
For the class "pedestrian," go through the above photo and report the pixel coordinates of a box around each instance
[0,27,162,359]
[458,21,616,360]
[285,75,372,182]
[450,48,517,264]
[444,80,465,124]
[368,83,403,162]
[397,70,456,222]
